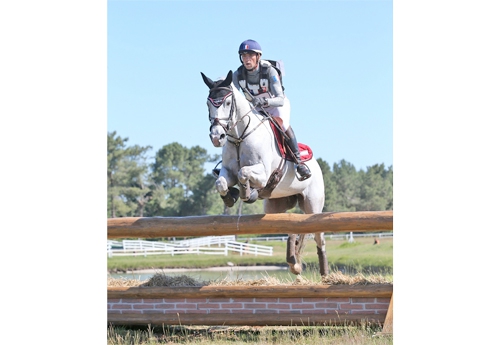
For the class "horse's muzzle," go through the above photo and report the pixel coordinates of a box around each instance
[210,133,226,147]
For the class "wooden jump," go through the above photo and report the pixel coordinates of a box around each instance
[108,285,393,327]
[107,211,394,329]
[108,210,393,239]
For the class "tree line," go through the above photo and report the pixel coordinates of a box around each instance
[107,131,392,218]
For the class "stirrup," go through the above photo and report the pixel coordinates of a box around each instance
[296,163,311,181]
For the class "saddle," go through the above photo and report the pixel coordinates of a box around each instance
[268,119,313,163]
[257,119,314,198]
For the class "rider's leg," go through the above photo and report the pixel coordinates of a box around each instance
[284,126,312,181]
[269,98,311,181]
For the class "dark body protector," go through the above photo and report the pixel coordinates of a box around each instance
[232,60,291,131]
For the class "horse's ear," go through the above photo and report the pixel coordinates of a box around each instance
[201,72,214,89]
[218,70,233,88]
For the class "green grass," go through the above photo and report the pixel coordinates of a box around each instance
[108,237,392,274]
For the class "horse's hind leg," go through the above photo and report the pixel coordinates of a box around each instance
[264,196,302,274]
[298,194,329,276]
[295,232,328,277]
[314,232,328,276]
[287,234,302,275]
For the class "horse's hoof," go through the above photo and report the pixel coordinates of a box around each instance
[243,188,259,204]
[289,263,302,275]
[220,194,234,207]
[221,187,239,207]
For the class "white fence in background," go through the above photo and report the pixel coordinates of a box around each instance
[226,241,273,256]
[237,232,394,242]
[107,236,272,258]
[107,232,393,258]
[170,235,236,247]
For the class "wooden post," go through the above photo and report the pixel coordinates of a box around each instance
[382,294,393,333]
[375,293,393,337]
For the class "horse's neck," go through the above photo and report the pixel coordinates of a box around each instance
[235,100,269,143]
[233,95,270,141]
[225,91,280,169]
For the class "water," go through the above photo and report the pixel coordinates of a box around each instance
[107,266,323,282]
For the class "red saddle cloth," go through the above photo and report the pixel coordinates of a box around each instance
[269,121,313,162]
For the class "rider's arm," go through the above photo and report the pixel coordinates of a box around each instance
[232,70,241,91]
[266,67,284,107]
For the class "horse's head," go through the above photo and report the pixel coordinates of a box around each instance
[201,70,234,148]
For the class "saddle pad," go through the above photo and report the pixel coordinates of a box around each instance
[270,121,313,162]
[298,143,313,162]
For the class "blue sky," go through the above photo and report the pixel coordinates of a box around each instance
[3,2,500,343]
[108,0,393,172]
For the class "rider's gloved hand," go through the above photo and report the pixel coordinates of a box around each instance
[252,97,268,108]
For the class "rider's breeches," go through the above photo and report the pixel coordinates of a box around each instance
[267,96,291,131]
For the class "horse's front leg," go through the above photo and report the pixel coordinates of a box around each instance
[215,169,239,208]
[237,163,267,203]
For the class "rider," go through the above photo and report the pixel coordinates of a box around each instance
[232,39,312,181]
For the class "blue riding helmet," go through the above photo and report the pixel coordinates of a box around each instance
[238,39,262,55]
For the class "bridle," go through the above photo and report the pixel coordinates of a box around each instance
[207,85,267,147]
[207,86,236,134]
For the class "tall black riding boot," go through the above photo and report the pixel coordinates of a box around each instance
[284,126,312,181]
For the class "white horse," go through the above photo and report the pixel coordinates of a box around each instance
[201,70,328,276]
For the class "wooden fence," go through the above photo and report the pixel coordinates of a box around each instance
[107,211,393,330]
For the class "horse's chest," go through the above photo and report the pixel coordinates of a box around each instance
[226,147,264,166]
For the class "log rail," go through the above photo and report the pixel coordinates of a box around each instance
[108,211,393,239]
[108,284,393,299]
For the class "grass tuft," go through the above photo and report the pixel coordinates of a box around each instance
[107,324,392,344]
[107,269,392,287]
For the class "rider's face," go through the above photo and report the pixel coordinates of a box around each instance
[241,52,259,71]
